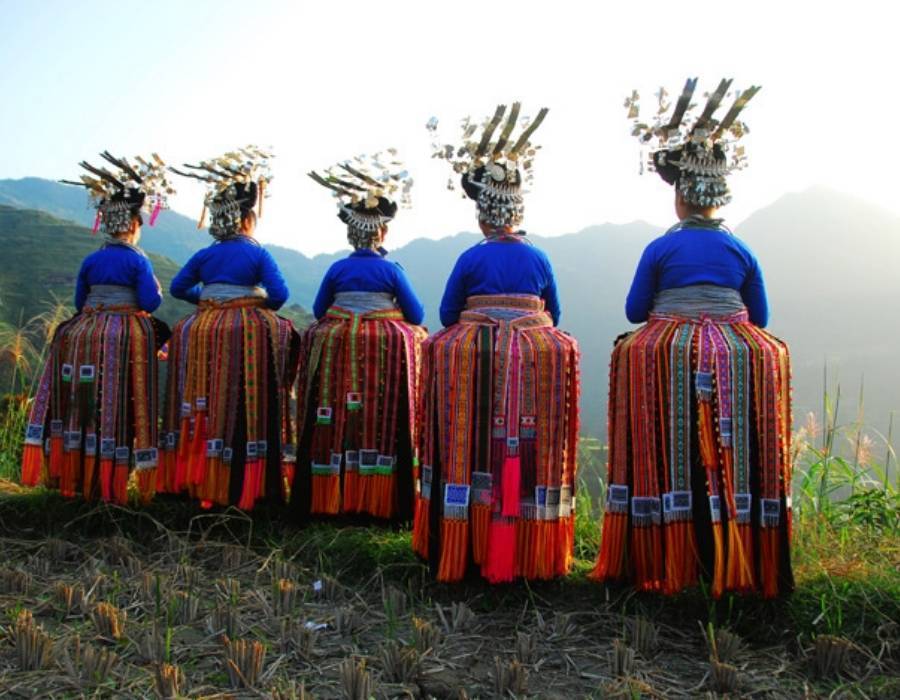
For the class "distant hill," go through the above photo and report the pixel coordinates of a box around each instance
[0,205,312,333]
[3,178,898,438]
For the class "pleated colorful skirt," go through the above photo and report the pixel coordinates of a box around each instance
[21,307,170,504]
[413,294,581,583]
[592,311,794,598]
[157,298,300,510]
[290,306,427,521]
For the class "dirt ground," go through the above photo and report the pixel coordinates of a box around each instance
[0,491,897,699]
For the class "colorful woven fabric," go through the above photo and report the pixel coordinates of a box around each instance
[592,310,793,598]
[157,298,300,510]
[21,307,169,505]
[290,305,427,520]
[413,294,581,583]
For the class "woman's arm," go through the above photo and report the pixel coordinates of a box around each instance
[258,249,289,310]
[74,260,88,312]
[312,267,336,320]
[741,257,770,328]
[393,265,425,325]
[438,255,468,327]
[541,258,562,326]
[169,253,203,304]
[134,256,163,313]
[624,243,657,323]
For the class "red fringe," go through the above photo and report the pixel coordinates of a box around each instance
[592,512,627,581]
[281,462,295,503]
[187,412,208,487]
[312,474,341,514]
[663,521,698,594]
[59,450,78,498]
[215,462,231,506]
[632,526,664,592]
[20,444,43,487]
[710,521,726,598]
[136,469,156,505]
[482,518,516,584]
[112,464,129,505]
[760,527,780,599]
[436,519,469,583]
[49,435,63,479]
[237,459,262,510]
[99,459,114,502]
[411,497,430,558]
[471,503,490,565]
[174,416,191,492]
[501,455,521,518]
[82,454,97,500]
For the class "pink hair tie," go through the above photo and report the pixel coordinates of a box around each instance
[149,199,162,226]
[92,210,102,235]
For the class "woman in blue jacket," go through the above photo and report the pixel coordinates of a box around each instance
[162,151,299,511]
[291,154,426,523]
[593,79,793,599]
[22,153,172,505]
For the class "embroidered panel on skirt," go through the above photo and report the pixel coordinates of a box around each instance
[22,305,169,505]
[592,307,794,599]
[291,304,427,520]
[157,297,300,511]
[413,294,581,583]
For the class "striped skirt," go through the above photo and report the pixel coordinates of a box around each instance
[157,299,300,510]
[413,295,581,583]
[21,307,170,504]
[290,306,427,521]
[592,311,794,598]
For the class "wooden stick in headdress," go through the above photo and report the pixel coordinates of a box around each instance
[338,163,385,191]
[665,77,699,133]
[168,167,216,183]
[493,102,521,156]
[475,104,507,158]
[693,78,733,132]
[509,107,549,156]
[307,171,357,199]
[712,85,762,141]
[79,161,124,188]
[99,151,143,183]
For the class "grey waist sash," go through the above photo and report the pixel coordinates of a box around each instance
[84,284,138,308]
[199,283,267,301]
[651,284,746,320]
[333,291,397,313]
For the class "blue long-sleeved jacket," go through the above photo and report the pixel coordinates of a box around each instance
[439,236,561,327]
[169,237,289,310]
[313,248,424,324]
[74,243,162,313]
[625,225,769,327]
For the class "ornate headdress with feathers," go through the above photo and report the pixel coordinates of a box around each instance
[308,149,412,249]
[61,152,174,237]
[169,146,273,239]
[427,102,549,228]
[626,78,761,208]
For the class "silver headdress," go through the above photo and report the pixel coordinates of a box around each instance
[308,149,413,248]
[169,146,273,239]
[626,78,761,208]
[427,102,549,228]
[61,152,175,237]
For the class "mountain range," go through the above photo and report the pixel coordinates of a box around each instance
[2,177,898,439]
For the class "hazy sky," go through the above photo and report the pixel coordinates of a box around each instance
[2,0,897,256]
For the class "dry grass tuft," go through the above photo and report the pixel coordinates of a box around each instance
[208,603,242,638]
[280,618,319,659]
[493,657,528,698]
[710,658,739,693]
[153,662,184,699]
[62,635,120,684]
[382,583,408,617]
[273,577,300,617]
[339,657,374,700]
[412,616,442,653]
[711,627,743,663]
[514,631,539,665]
[379,639,422,683]
[55,581,87,617]
[138,622,170,664]
[12,609,54,671]
[175,563,201,590]
[271,678,315,699]
[216,576,242,603]
[609,638,636,678]
[626,616,659,656]
[813,634,853,678]
[334,606,364,636]
[536,610,578,640]
[171,589,201,624]
[271,556,300,584]
[314,574,342,601]
[0,566,31,594]
[436,601,476,633]
[91,601,126,640]
[223,636,266,688]
[221,544,249,571]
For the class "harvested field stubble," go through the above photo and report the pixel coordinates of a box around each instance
[0,491,895,698]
